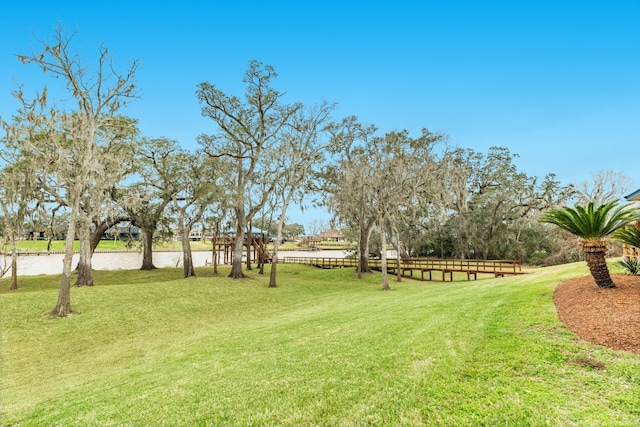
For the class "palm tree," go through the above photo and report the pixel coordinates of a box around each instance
[612,223,640,275]
[612,225,640,250]
[540,201,639,288]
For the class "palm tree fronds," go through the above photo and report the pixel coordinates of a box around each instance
[616,257,640,275]
[540,201,638,239]
[611,226,640,249]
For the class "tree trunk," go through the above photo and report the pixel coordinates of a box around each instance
[229,223,247,279]
[258,240,265,275]
[459,232,467,259]
[357,221,373,278]
[91,220,111,252]
[75,224,94,287]
[269,212,288,288]
[213,242,219,274]
[380,223,390,291]
[47,206,60,253]
[77,218,127,279]
[9,233,18,291]
[181,229,196,278]
[581,240,615,289]
[140,228,157,270]
[394,227,403,283]
[268,249,278,288]
[51,195,79,317]
[246,226,253,271]
[212,223,219,275]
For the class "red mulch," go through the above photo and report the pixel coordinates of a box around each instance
[554,274,640,354]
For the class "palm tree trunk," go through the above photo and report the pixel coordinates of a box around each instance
[581,241,615,289]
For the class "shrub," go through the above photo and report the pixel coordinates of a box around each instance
[615,257,640,275]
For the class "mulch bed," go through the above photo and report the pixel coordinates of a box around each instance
[554,274,640,354]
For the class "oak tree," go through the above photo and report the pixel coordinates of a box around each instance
[197,61,300,278]
[8,27,139,316]
[267,101,336,287]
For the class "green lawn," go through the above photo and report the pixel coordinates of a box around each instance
[1,262,638,426]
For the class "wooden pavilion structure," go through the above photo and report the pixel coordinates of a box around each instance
[206,232,271,265]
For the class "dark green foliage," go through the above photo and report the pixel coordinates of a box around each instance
[540,201,639,288]
[540,201,638,240]
[616,257,640,275]
[612,226,640,249]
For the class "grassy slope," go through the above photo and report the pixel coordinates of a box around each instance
[1,263,638,426]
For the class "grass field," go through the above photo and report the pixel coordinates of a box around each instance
[1,262,639,426]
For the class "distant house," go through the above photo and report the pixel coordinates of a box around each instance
[103,222,141,241]
[188,229,205,241]
[317,229,345,242]
[22,230,46,240]
[622,188,640,258]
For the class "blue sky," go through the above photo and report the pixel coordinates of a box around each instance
[1,1,639,228]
